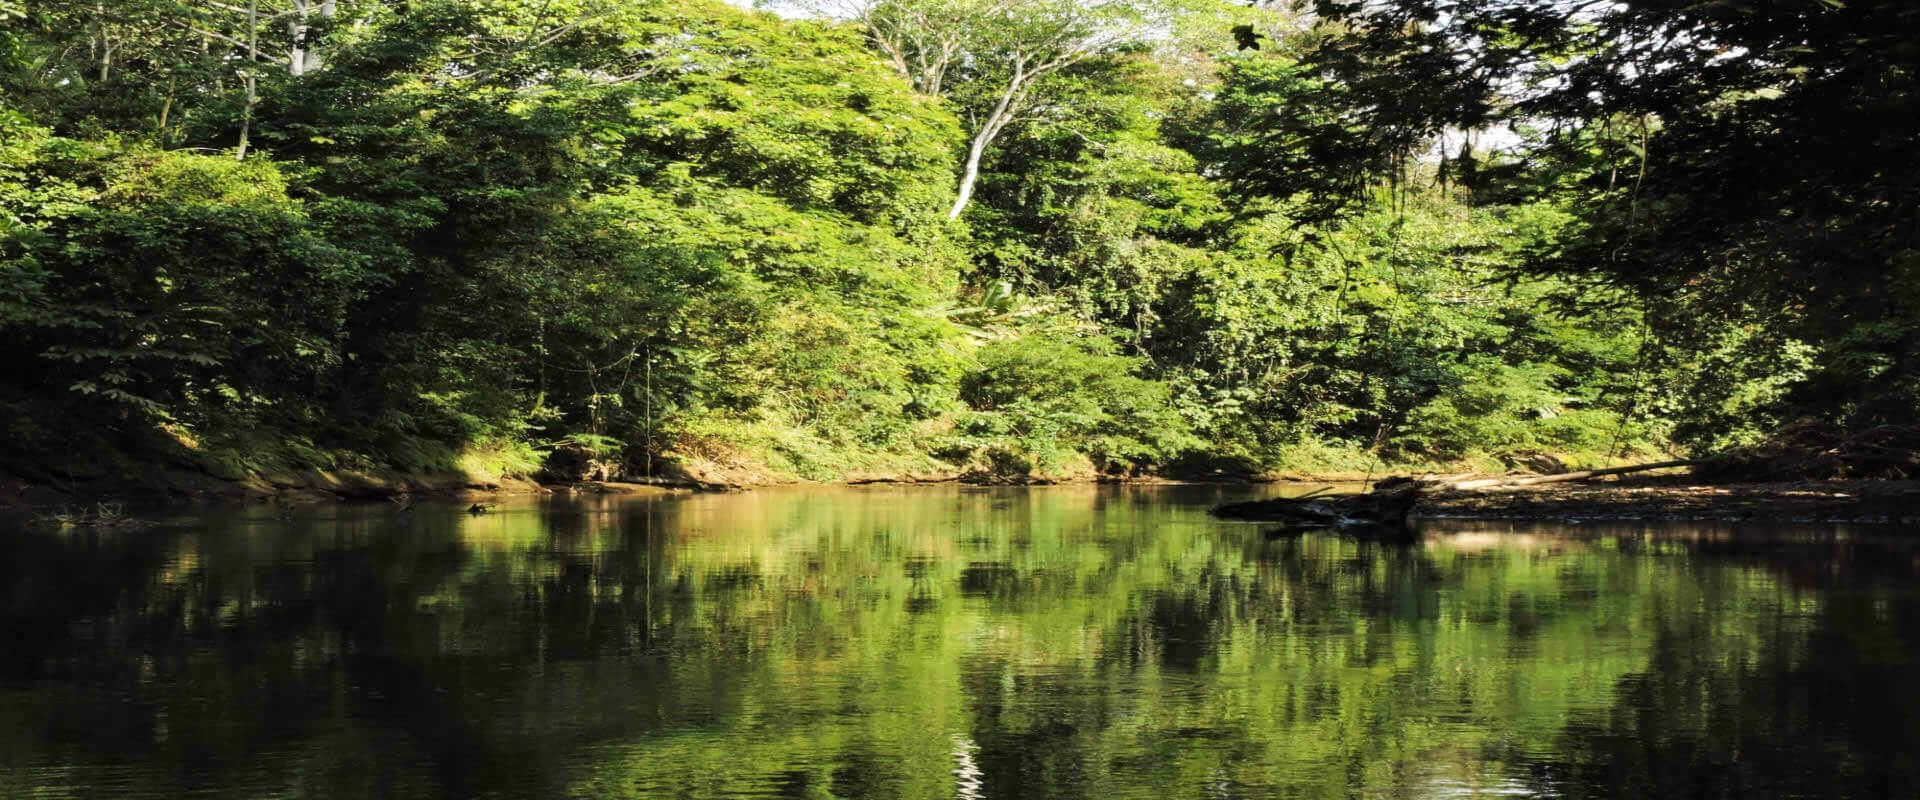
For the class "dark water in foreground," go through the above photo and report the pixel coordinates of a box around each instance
[2,486,1918,799]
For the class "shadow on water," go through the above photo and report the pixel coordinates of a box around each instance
[2,487,1917,798]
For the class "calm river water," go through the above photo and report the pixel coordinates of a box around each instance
[2,486,1918,798]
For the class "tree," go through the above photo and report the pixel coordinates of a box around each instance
[1253,0,1920,438]
[796,0,1163,221]
[1,0,1677,482]
[165,0,341,77]
[1,0,982,479]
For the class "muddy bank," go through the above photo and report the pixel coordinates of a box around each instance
[1415,478,1920,524]
[0,465,704,508]
[0,466,544,507]
[0,458,1184,507]
[12,453,1914,525]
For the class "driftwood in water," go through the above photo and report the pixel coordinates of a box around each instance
[1440,460,1694,491]
[1213,480,1423,533]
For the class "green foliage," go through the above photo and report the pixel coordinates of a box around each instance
[0,0,982,482]
[2,132,358,438]
[948,334,1199,475]
[1657,325,1820,454]
[1273,0,1920,445]
[1191,52,1388,223]
[2,0,1691,485]
[949,47,1660,471]
[1396,358,1640,462]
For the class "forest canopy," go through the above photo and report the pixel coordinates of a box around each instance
[0,0,1909,489]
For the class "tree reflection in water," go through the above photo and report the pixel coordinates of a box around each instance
[1,488,1916,799]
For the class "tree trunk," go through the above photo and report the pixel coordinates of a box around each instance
[237,0,257,160]
[157,76,176,139]
[288,0,311,76]
[947,131,990,222]
[1442,460,1694,491]
[287,0,335,76]
[945,70,1027,223]
[237,75,255,159]
[96,4,110,82]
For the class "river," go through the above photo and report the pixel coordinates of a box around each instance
[2,485,1917,798]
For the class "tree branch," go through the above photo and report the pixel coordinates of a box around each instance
[168,20,276,61]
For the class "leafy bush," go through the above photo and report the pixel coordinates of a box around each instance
[950,334,1198,476]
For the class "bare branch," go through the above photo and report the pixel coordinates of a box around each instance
[167,20,276,62]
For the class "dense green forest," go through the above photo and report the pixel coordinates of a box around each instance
[1,0,1912,489]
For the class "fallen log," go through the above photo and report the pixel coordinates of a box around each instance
[1216,460,1701,533]
[1213,480,1422,533]
[1441,460,1694,491]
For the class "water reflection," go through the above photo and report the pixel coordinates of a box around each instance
[2,487,1917,798]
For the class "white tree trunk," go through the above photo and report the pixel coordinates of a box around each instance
[945,71,1027,222]
[286,0,334,76]
[96,3,111,81]
[947,133,990,222]
[237,0,257,160]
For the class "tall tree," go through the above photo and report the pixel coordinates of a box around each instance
[797,0,1161,221]
[168,0,372,76]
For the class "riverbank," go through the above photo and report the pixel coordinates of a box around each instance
[0,440,1329,507]
[1415,477,1920,524]
[0,464,547,508]
[0,460,1251,508]
[0,407,1645,508]
[9,455,1917,529]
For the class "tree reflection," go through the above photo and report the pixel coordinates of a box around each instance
[1,491,1916,798]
